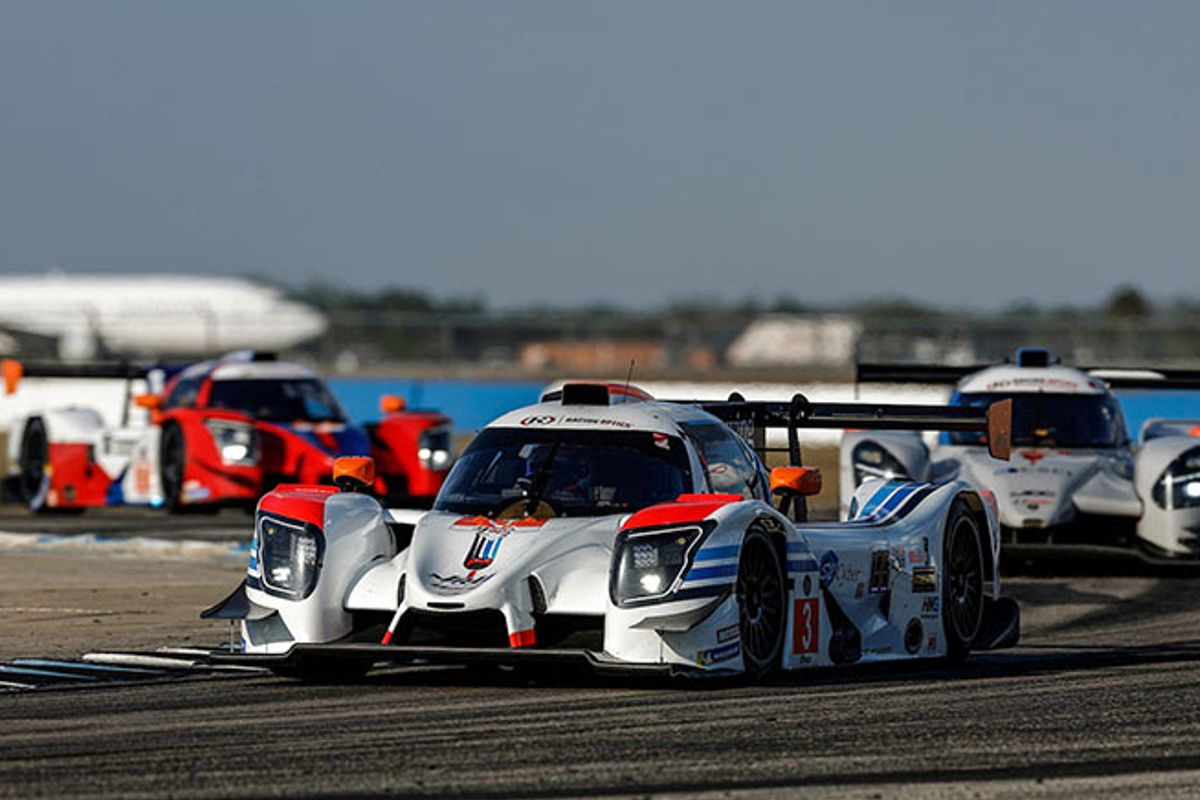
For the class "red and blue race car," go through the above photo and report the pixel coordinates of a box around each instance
[2,352,453,512]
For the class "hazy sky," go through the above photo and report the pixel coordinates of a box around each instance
[1,2,1197,309]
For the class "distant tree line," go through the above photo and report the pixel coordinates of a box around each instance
[292,281,1186,322]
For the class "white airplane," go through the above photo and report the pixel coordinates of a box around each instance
[0,272,327,360]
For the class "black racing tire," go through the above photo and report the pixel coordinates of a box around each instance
[942,497,985,664]
[160,423,186,513]
[736,525,787,680]
[17,418,49,510]
[270,656,372,684]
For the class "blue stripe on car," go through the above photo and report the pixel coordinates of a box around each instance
[694,546,740,561]
[684,564,739,581]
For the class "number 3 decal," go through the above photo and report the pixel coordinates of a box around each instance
[792,598,820,654]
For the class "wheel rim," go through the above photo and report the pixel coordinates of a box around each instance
[162,429,183,504]
[17,424,46,501]
[947,517,983,642]
[737,534,784,669]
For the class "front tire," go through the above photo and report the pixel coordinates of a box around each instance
[160,423,186,512]
[736,525,786,680]
[942,498,985,663]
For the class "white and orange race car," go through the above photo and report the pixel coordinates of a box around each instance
[206,382,1019,680]
[845,348,1200,561]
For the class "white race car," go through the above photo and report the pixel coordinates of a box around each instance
[206,382,1020,680]
[844,348,1200,560]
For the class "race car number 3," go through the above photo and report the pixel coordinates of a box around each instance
[792,598,819,654]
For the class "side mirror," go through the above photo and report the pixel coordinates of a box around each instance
[134,393,164,411]
[770,466,821,524]
[770,467,822,497]
[334,456,376,493]
[379,394,407,415]
[2,359,22,395]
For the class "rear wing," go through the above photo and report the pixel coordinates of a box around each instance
[2,358,152,397]
[857,363,1200,391]
[673,393,1013,464]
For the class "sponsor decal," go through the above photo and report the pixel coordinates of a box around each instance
[865,646,893,655]
[520,415,556,426]
[912,566,937,593]
[453,516,547,532]
[921,596,940,615]
[908,548,925,566]
[868,550,890,594]
[697,641,741,667]
[1021,450,1046,465]
[926,634,939,653]
[818,551,839,589]
[837,564,862,584]
[134,463,152,494]
[464,533,503,570]
[802,574,813,596]
[904,618,923,654]
[652,432,671,450]
[562,416,634,428]
[717,624,740,644]
[792,598,820,655]
[428,572,494,590]
[184,482,212,502]
[452,516,546,575]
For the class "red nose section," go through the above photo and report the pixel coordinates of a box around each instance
[621,493,743,531]
[258,485,337,527]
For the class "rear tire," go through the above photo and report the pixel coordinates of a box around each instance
[736,525,786,680]
[942,498,985,664]
[17,418,49,511]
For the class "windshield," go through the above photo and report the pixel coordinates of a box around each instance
[433,427,692,518]
[947,392,1125,448]
[207,379,346,423]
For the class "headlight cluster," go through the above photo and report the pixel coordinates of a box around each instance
[418,425,454,471]
[851,442,910,487]
[258,515,323,600]
[610,525,705,606]
[1153,447,1200,510]
[205,420,260,466]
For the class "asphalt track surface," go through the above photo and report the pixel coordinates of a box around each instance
[6,512,1200,798]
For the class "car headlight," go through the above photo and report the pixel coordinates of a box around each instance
[851,441,910,487]
[258,514,323,600]
[205,420,260,466]
[418,425,453,471]
[1152,447,1200,510]
[610,524,706,606]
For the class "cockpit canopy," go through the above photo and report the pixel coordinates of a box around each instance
[433,428,694,519]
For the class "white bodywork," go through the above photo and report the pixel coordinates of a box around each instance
[223,392,1013,675]
[841,363,1200,558]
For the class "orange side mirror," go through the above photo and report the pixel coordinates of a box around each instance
[770,466,822,497]
[379,394,407,414]
[2,359,22,395]
[334,456,376,493]
[134,393,163,411]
